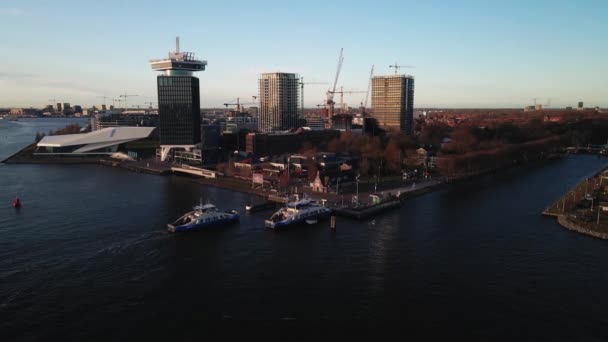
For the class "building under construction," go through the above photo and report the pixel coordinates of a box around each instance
[258,72,299,132]
[371,74,415,134]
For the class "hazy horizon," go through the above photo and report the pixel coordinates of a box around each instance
[1,0,606,109]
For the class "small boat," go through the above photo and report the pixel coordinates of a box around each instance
[265,196,331,229]
[167,202,239,233]
[13,197,21,209]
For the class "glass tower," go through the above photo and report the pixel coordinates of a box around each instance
[150,37,207,161]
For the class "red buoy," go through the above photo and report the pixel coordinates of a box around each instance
[13,197,21,209]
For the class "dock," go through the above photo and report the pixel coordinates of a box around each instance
[333,199,402,220]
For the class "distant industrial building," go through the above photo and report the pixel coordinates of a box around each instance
[56,103,63,112]
[331,114,353,131]
[96,113,159,130]
[258,72,299,132]
[223,110,257,132]
[150,37,207,161]
[245,128,340,156]
[578,101,584,111]
[304,113,325,130]
[9,108,24,115]
[371,74,415,134]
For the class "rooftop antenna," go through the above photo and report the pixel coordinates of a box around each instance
[176,36,180,53]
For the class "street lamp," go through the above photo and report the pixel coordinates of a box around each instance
[355,173,360,205]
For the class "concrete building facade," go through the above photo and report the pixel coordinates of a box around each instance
[258,72,299,132]
[371,74,415,134]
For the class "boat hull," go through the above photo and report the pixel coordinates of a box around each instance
[265,210,331,230]
[168,215,239,233]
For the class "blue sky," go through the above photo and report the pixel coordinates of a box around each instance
[0,0,606,108]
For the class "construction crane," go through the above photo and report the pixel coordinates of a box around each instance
[299,77,328,117]
[96,95,110,106]
[363,65,374,115]
[47,98,65,112]
[326,48,344,118]
[389,62,415,75]
[334,86,366,113]
[48,98,65,110]
[223,97,257,112]
[143,101,155,109]
[112,98,121,109]
[119,93,139,110]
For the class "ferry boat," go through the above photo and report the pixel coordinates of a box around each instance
[264,196,332,229]
[167,202,239,233]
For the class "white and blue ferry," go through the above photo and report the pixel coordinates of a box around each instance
[168,202,239,233]
[264,197,332,229]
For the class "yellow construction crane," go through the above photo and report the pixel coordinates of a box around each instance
[334,87,366,113]
[119,93,139,110]
[389,62,414,75]
[223,97,257,112]
[299,77,328,117]
[363,65,374,115]
[326,48,344,118]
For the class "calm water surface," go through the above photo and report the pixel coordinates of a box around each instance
[1,119,608,340]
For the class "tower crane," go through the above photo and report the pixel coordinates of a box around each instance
[223,97,257,112]
[334,87,366,113]
[96,95,110,107]
[49,98,64,104]
[48,98,65,112]
[326,48,344,119]
[363,65,374,115]
[389,62,415,75]
[119,93,139,110]
[299,77,328,117]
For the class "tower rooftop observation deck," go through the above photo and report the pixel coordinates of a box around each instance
[149,37,207,76]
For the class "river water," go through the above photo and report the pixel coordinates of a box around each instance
[1,119,608,340]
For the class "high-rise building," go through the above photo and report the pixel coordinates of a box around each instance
[56,103,63,112]
[578,101,584,111]
[371,74,415,134]
[258,72,299,132]
[150,37,207,161]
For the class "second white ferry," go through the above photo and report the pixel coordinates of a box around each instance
[264,196,332,229]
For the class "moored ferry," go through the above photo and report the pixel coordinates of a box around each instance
[265,196,332,229]
[168,202,239,233]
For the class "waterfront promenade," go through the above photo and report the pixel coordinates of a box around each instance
[543,167,608,239]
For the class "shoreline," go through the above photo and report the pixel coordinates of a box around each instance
[3,146,574,223]
[557,216,608,240]
[543,165,608,240]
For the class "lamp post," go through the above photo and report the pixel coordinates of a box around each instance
[355,173,360,205]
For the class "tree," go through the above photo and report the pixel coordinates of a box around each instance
[443,127,478,154]
[383,140,402,173]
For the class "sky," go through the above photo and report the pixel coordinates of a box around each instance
[0,0,606,109]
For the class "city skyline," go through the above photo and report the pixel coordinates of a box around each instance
[1,0,607,108]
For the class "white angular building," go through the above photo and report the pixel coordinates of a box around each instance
[36,127,155,156]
